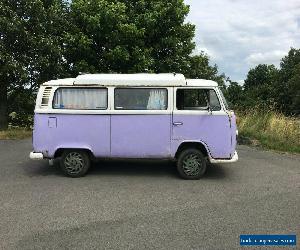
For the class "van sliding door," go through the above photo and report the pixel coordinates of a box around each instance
[110,88,171,158]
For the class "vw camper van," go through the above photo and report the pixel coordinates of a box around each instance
[30,73,238,179]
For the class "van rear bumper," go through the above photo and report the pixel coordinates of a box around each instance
[209,151,238,164]
[29,152,44,160]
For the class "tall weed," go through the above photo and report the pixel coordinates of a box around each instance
[237,109,300,153]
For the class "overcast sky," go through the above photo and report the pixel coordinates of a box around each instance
[184,0,300,83]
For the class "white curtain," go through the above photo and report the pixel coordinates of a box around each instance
[53,88,107,109]
[147,89,167,110]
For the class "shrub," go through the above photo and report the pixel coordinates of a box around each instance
[8,111,33,129]
[237,108,300,153]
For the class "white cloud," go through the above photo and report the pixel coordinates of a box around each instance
[184,0,300,81]
[193,46,219,60]
[245,50,287,66]
[236,80,245,85]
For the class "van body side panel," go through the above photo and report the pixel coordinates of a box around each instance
[230,113,237,156]
[111,115,171,158]
[171,114,232,158]
[33,114,110,158]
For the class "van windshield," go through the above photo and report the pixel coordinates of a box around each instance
[219,89,229,110]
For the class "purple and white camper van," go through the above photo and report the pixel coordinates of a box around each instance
[30,73,238,179]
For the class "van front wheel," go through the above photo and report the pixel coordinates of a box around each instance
[177,149,207,180]
[60,150,90,177]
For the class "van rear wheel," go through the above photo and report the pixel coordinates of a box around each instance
[177,149,207,179]
[60,150,90,177]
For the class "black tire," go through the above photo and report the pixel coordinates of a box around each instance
[176,148,207,180]
[60,150,90,177]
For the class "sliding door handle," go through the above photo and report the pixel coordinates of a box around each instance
[173,122,183,126]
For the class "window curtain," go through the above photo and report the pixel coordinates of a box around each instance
[147,89,167,110]
[53,89,107,109]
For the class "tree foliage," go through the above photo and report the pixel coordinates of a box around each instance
[226,48,300,115]
[276,48,300,114]
[224,81,244,108]
[0,0,226,129]
[0,0,70,129]
[0,0,70,89]
[184,53,226,88]
[66,0,196,74]
[244,64,278,90]
[243,64,278,108]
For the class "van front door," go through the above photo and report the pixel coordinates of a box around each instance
[111,88,171,158]
[172,88,232,159]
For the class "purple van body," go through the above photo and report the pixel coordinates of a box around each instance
[31,74,238,162]
[33,112,236,160]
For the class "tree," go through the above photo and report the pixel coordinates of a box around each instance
[0,0,226,129]
[276,48,300,114]
[0,0,69,129]
[225,81,244,109]
[183,53,226,88]
[65,0,196,75]
[228,48,300,114]
[285,65,300,114]
[244,64,278,90]
[243,64,278,108]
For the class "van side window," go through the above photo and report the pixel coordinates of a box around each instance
[114,88,168,110]
[176,89,221,111]
[53,88,108,110]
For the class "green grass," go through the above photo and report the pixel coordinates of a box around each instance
[237,109,300,154]
[0,128,32,140]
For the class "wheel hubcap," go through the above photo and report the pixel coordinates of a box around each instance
[64,152,84,174]
[182,153,202,176]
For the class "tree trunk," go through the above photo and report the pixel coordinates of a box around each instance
[0,85,8,130]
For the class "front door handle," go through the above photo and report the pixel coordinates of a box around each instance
[173,122,183,126]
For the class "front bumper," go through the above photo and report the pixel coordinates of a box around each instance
[209,151,238,164]
[29,152,44,160]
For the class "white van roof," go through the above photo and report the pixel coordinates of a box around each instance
[186,79,218,87]
[42,74,218,87]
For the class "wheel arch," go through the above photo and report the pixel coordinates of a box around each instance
[175,141,211,159]
[54,147,95,160]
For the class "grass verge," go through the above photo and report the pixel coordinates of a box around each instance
[0,128,32,140]
[237,109,300,154]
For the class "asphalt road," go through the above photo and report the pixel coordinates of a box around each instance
[0,139,299,250]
